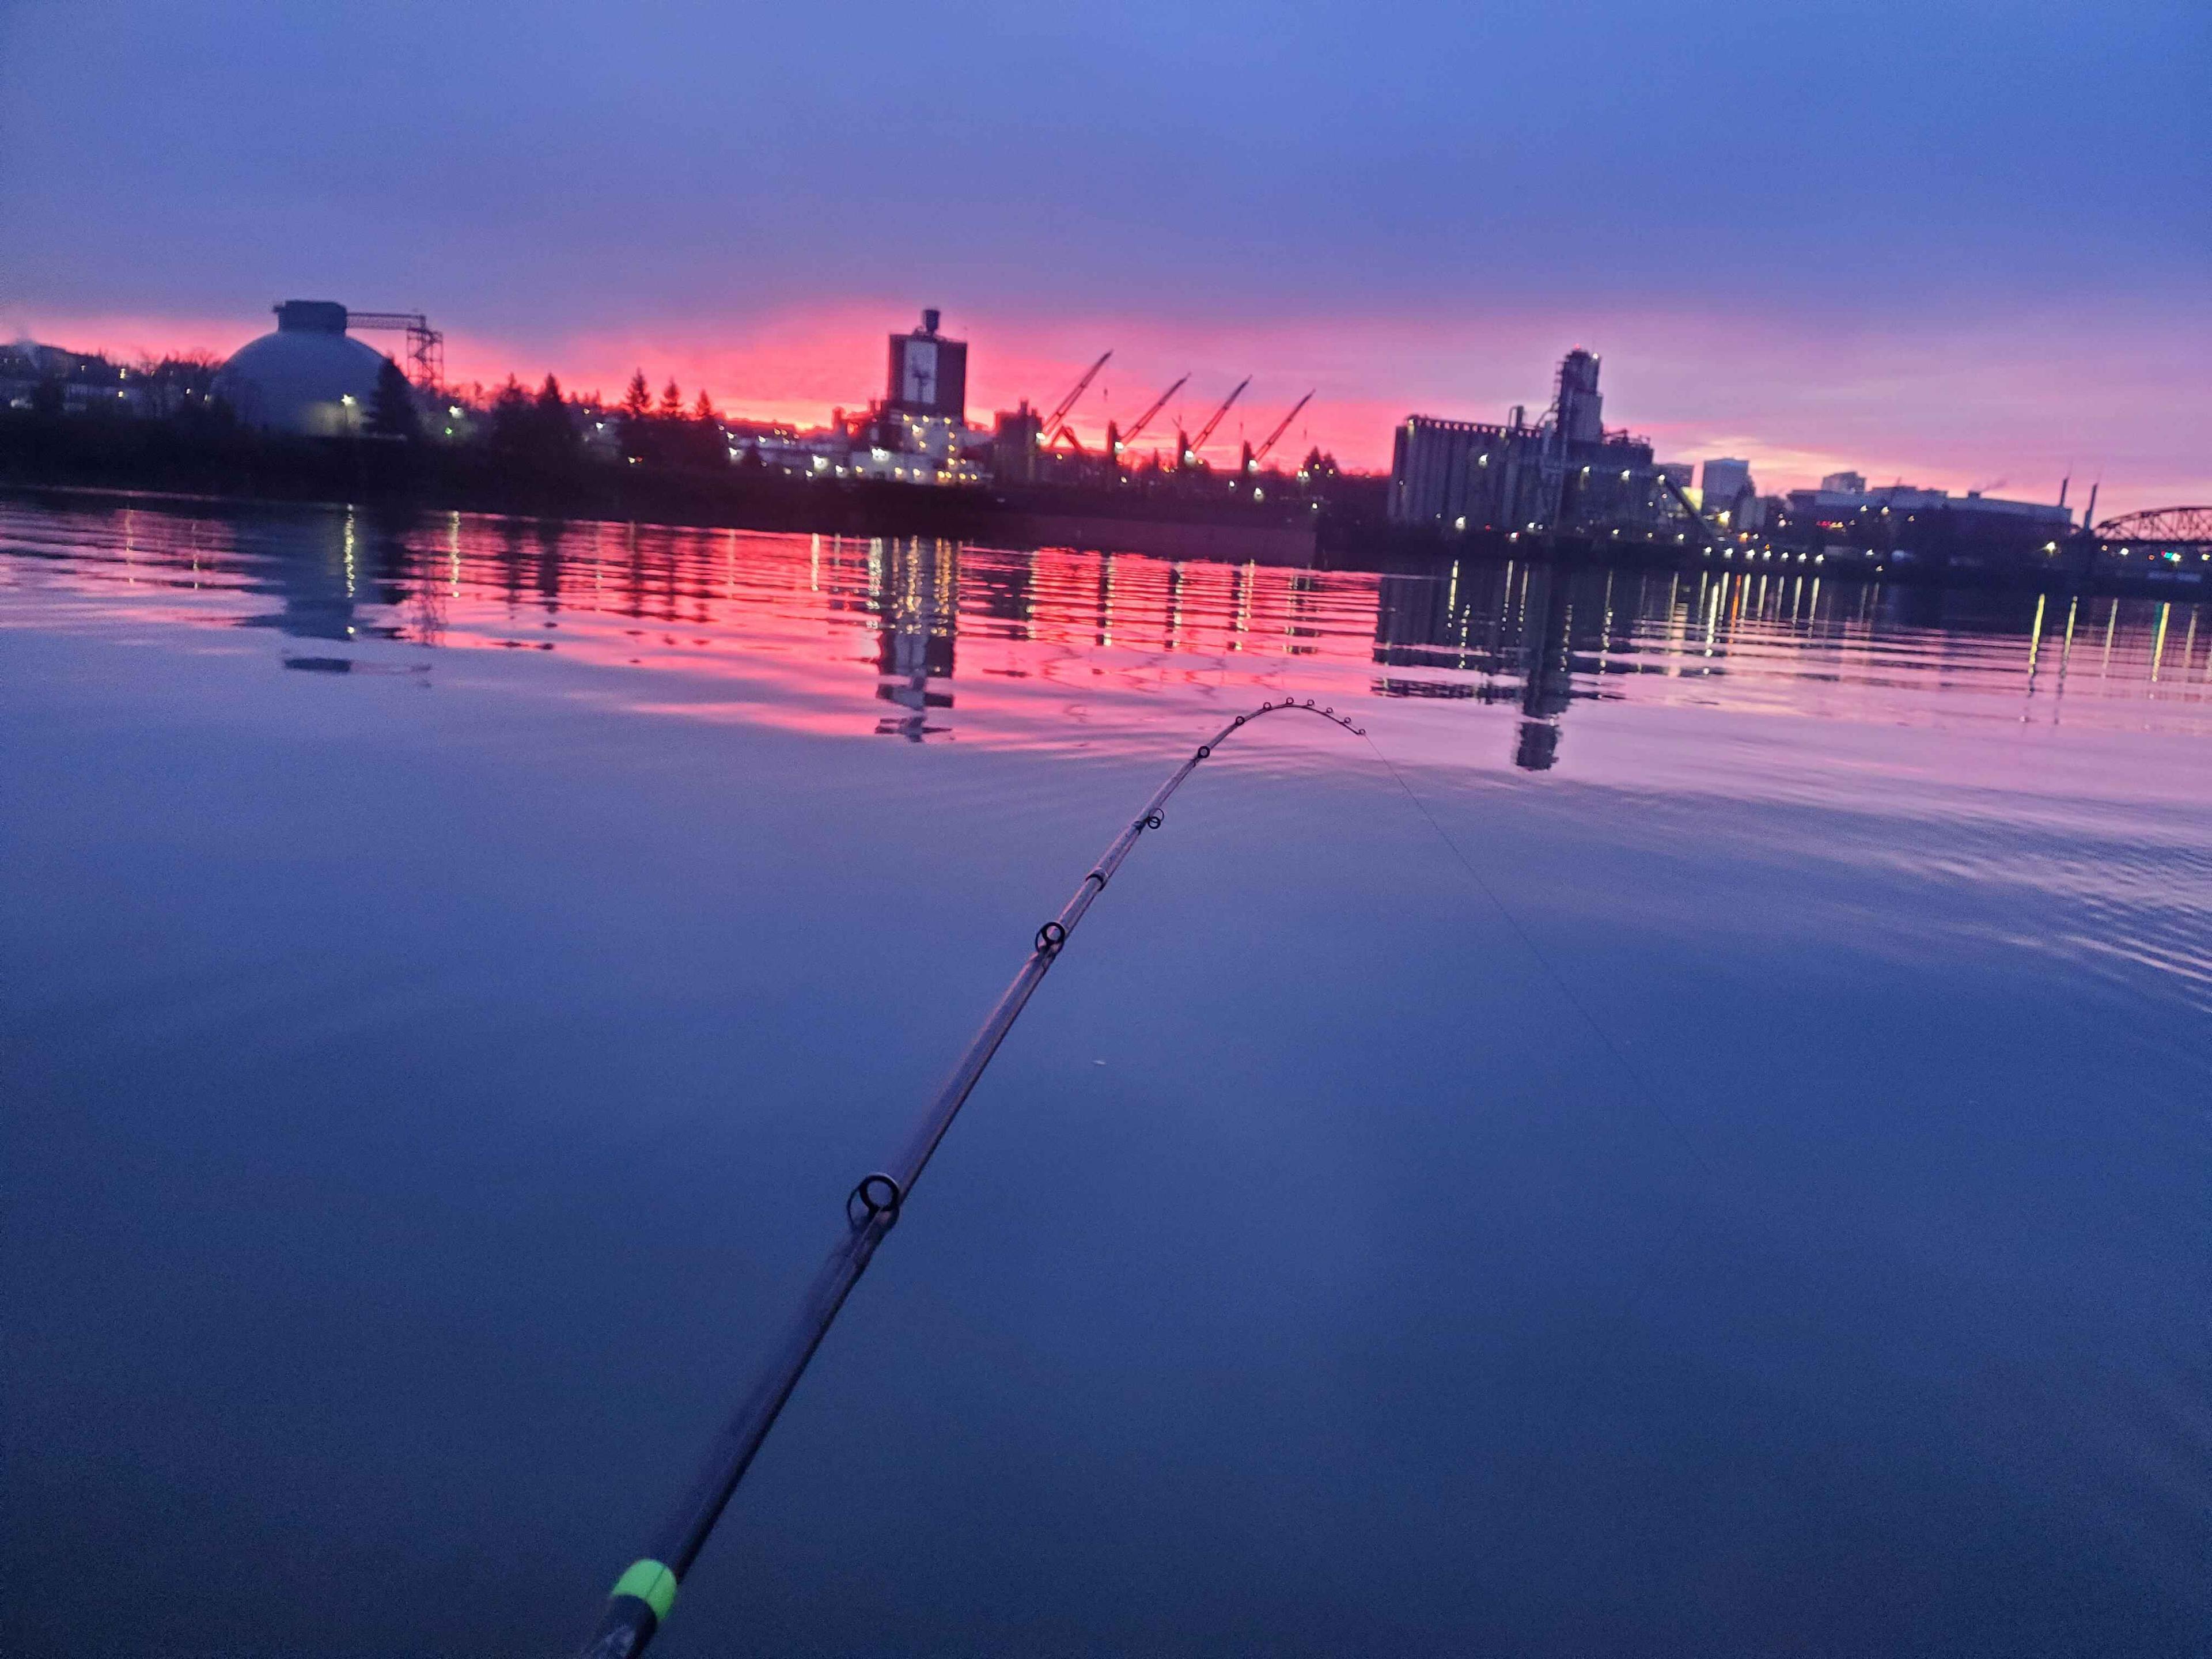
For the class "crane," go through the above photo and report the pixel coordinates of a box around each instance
[1243,391,1313,473]
[1039,350,1111,448]
[1177,377,1249,468]
[1111,374,1189,457]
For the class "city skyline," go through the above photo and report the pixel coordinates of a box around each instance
[20,298,2202,519]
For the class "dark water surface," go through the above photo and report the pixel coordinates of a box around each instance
[3,495,2207,1657]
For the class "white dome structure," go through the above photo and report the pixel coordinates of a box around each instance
[214,301,394,436]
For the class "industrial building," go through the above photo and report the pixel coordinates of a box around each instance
[885,309,967,423]
[1772,478,2074,566]
[213,302,398,436]
[865,309,985,481]
[1387,350,1670,535]
[781,310,993,484]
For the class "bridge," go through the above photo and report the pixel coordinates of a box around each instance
[2086,507,2212,580]
[2093,507,2212,550]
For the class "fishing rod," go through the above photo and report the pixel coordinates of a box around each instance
[579,698,1365,1659]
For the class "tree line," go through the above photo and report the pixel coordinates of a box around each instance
[613,370,727,468]
[374,365,732,471]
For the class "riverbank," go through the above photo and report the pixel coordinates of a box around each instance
[0,414,1323,565]
[5,414,2194,596]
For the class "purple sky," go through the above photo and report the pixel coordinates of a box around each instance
[2,1,2205,509]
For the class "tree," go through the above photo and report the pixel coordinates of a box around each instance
[368,357,419,440]
[658,378,683,420]
[489,374,533,453]
[620,369,653,461]
[533,373,574,461]
[671,387,729,468]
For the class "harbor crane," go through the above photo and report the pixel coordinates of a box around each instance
[1109,373,1190,459]
[1176,377,1250,468]
[1242,390,1313,473]
[1040,350,1112,449]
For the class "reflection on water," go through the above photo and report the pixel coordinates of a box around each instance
[4,496,2206,773]
[13,495,2209,1022]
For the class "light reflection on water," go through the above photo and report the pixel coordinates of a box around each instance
[6,497,2207,761]
[12,497,2209,1016]
[3,494,2209,1657]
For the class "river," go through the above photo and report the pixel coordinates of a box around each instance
[3,494,2206,1656]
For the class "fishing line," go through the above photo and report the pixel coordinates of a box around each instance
[1351,729,1717,1184]
[1351,716,1727,1596]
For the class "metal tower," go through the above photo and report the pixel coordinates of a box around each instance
[345,311,445,392]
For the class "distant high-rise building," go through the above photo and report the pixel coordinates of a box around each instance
[886,308,967,423]
[1820,469,1868,493]
[1700,457,1757,526]
[1702,457,1754,505]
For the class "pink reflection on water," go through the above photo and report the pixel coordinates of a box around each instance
[3,498,2210,778]
[6,493,2211,1010]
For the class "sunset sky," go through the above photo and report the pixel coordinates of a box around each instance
[3,1,2204,514]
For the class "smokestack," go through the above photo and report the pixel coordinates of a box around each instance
[921,309,940,336]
